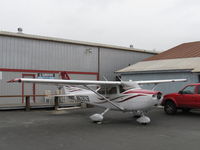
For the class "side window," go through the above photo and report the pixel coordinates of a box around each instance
[108,87,117,94]
[98,87,117,95]
[197,86,200,94]
[182,86,196,94]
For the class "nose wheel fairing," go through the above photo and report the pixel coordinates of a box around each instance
[136,115,151,124]
[90,114,104,122]
[90,108,110,123]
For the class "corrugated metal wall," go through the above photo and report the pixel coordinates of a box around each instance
[121,72,198,94]
[0,36,98,72]
[0,72,22,105]
[0,35,154,80]
[99,48,153,80]
[0,71,59,105]
[0,34,155,107]
[0,71,97,106]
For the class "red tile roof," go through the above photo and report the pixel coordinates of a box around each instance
[144,41,200,61]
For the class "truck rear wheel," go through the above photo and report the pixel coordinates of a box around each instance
[164,101,177,115]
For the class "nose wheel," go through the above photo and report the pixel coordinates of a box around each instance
[90,108,110,124]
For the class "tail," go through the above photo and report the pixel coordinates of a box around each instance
[59,71,89,96]
[63,86,85,95]
[60,71,70,80]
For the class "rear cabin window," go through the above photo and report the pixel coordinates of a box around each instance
[108,87,117,94]
[98,87,118,94]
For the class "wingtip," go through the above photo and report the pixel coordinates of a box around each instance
[7,78,22,83]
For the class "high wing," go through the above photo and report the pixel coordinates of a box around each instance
[9,78,187,86]
[8,78,187,111]
[121,79,187,89]
[133,79,187,84]
[9,78,121,86]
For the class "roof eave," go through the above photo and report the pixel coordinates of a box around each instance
[117,69,193,75]
[0,31,157,54]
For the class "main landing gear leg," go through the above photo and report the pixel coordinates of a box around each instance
[136,112,151,125]
[90,108,110,124]
[133,110,143,118]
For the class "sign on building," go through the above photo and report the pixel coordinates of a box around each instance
[37,73,55,79]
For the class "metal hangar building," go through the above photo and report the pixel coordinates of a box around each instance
[0,31,156,107]
[117,41,200,94]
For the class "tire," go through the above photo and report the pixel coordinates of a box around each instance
[164,101,177,115]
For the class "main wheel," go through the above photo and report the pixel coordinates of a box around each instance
[164,101,177,115]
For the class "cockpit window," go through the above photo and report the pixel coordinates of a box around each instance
[119,85,125,93]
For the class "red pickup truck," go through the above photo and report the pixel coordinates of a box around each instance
[161,83,200,114]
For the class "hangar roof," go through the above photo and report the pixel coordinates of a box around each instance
[0,31,157,54]
[117,57,200,73]
[144,41,200,61]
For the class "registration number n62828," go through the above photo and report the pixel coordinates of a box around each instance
[76,96,90,103]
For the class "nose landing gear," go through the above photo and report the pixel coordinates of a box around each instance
[90,108,110,124]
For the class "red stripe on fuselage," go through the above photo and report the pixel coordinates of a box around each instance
[117,94,146,103]
[69,89,82,92]
[96,95,127,104]
[123,89,158,95]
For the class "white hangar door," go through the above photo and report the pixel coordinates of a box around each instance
[22,74,36,104]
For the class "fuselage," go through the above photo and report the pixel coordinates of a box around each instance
[64,86,161,111]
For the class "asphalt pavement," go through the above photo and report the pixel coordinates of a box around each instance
[0,107,200,150]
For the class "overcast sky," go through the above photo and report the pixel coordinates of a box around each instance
[0,0,199,52]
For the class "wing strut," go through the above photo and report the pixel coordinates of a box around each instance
[84,85,125,111]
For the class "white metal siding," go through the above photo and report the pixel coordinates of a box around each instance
[0,71,97,105]
[0,34,155,106]
[0,36,98,72]
[100,48,154,80]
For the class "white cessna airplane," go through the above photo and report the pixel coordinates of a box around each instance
[10,78,186,124]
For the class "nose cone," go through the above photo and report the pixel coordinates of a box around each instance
[157,92,162,100]
[152,92,163,105]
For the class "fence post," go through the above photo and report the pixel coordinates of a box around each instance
[25,96,31,111]
[54,96,59,110]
